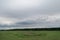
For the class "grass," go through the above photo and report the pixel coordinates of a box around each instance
[0,31,60,40]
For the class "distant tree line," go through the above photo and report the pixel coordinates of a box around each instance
[0,27,60,31]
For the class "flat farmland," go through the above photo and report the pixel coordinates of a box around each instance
[0,31,60,40]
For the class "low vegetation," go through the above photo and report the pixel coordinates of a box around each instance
[0,31,60,40]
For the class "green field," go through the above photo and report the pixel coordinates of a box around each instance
[0,31,60,40]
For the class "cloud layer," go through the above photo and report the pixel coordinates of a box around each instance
[0,0,60,29]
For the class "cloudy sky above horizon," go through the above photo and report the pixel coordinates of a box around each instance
[0,0,60,29]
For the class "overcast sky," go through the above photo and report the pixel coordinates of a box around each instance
[0,0,60,29]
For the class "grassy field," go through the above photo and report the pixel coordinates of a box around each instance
[0,31,60,40]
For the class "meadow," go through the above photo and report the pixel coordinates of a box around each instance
[0,31,60,40]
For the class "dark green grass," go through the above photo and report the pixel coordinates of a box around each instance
[0,31,60,40]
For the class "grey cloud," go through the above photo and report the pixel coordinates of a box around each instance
[0,0,60,18]
[0,0,60,29]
